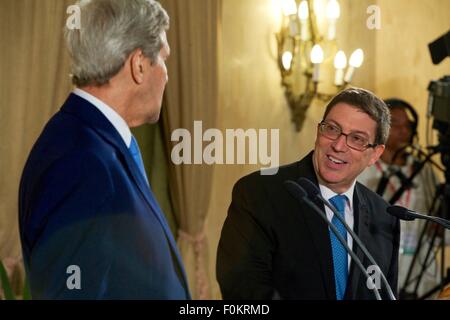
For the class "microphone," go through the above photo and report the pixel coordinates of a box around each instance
[284,180,382,300]
[387,205,450,229]
[386,206,415,221]
[296,177,397,300]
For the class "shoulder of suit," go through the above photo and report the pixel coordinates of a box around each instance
[234,161,300,188]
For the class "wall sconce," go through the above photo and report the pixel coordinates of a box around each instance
[276,0,364,131]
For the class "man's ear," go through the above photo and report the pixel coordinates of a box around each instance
[130,49,145,84]
[368,144,385,166]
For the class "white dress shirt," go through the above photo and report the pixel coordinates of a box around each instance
[72,88,132,148]
[319,180,356,270]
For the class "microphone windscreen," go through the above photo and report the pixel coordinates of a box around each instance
[284,180,307,201]
[386,206,415,221]
[297,178,320,198]
[428,30,450,65]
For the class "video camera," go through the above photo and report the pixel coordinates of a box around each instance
[428,30,450,134]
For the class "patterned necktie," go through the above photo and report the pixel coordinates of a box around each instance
[329,194,348,300]
[129,136,149,185]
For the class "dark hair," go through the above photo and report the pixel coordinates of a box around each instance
[323,87,391,145]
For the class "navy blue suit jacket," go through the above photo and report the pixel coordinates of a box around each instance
[19,93,190,299]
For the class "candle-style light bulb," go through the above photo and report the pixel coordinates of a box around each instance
[282,51,293,70]
[310,44,324,64]
[298,1,309,40]
[310,44,324,82]
[326,0,341,19]
[344,49,364,83]
[281,0,298,36]
[298,1,309,19]
[349,48,364,68]
[281,0,297,16]
[334,50,347,86]
[326,0,340,40]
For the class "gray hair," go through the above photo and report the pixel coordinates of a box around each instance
[65,0,169,87]
[323,87,391,145]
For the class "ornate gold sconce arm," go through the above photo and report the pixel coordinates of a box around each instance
[275,0,364,131]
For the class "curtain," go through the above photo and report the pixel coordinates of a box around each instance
[159,0,221,300]
[0,0,74,294]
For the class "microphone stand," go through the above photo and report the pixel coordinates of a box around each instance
[285,181,382,300]
[388,204,450,299]
[376,145,411,197]
[384,146,445,298]
[389,150,438,205]
[400,192,441,299]
[296,177,397,300]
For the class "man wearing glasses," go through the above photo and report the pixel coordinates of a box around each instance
[217,87,399,300]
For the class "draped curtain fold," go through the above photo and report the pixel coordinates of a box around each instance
[159,0,221,300]
[0,0,74,294]
[0,0,74,259]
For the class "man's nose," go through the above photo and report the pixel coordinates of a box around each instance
[332,134,348,151]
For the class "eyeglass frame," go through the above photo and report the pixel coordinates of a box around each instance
[318,120,379,151]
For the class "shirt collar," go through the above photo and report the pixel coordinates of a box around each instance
[318,180,356,210]
[72,88,132,148]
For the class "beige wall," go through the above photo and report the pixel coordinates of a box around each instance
[375,0,450,144]
[207,0,376,299]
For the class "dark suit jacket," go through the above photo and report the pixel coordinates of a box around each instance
[19,93,190,299]
[217,152,400,300]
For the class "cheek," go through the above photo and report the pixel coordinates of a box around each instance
[354,153,374,169]
[158,62,168,81]
[163,63,168,80]
[158,68,167,89]
[314,140,325,161]
[316,134,329,150]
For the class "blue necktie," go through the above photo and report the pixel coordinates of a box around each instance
[129,135,171,228]
[129,136,149,185]
[329,194,348,300]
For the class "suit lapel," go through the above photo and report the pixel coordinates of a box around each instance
[117,138,191,296]
[347,184,372,299]
[61,94,190,293]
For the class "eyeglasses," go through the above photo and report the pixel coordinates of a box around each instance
[318,121,378,151]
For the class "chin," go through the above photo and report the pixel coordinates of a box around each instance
[148,112,161,124]
[322,174,344,185]
[147,105,162,123]
[319,167,348,183]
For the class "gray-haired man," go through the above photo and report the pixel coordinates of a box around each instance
[19,0,190,299]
